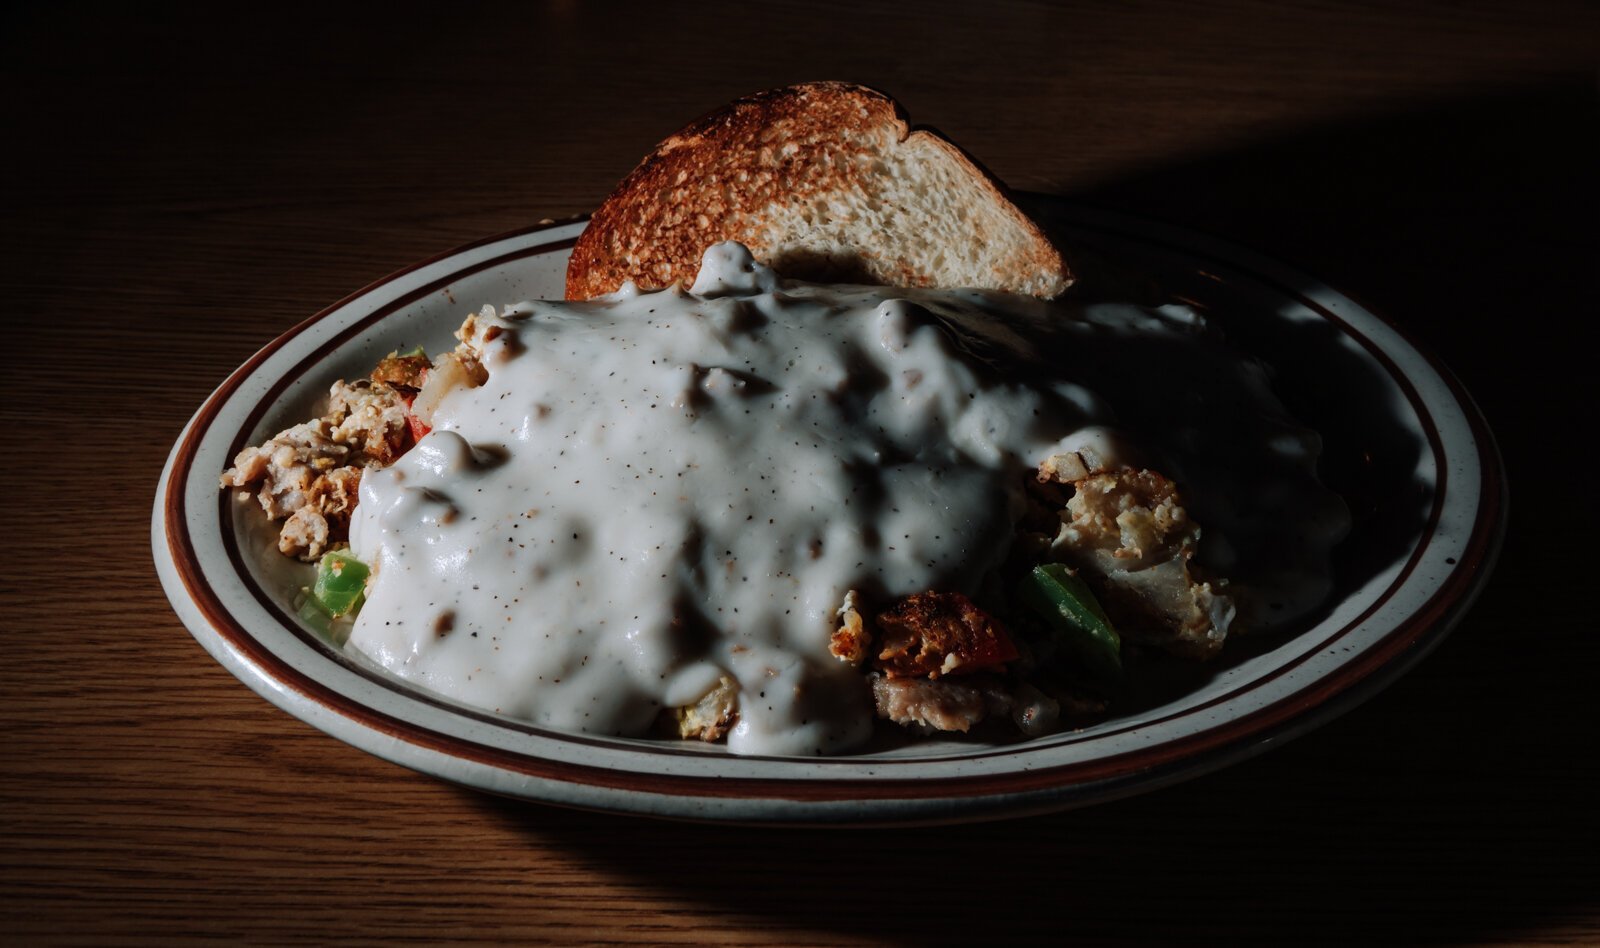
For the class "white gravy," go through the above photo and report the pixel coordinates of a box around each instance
[347,242,1343,755]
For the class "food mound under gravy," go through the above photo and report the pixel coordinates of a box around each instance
[226,243,1347,756]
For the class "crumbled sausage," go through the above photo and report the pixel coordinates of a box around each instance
[221,380,410,560]
[1044,465,1235,658]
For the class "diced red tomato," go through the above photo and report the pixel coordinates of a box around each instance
[950,617,1020,670]
[406,411,432,443]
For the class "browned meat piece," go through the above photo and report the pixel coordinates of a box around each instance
[873,592,1019,679]
[370,353,431,391]
[279,506,330,559]
[871,675,988,733]
[273,466,363,559]
[872,671,1091,737]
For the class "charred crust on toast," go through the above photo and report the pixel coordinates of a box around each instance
[565,81,1070,300]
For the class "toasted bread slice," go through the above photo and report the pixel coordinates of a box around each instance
[565,82,1071,300]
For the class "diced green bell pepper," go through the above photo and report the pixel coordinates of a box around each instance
[1017,563,1122,683]
[310,550,370,618]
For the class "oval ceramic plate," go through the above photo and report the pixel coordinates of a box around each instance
[153,200,1504,825]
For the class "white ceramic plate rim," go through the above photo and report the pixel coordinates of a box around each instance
[153,203,1505,825]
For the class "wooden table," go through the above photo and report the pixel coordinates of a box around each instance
[5,3,1596,943]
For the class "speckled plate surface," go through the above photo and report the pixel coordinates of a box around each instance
[153,200,1504,825]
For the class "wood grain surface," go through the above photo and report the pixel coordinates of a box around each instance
[3,2,1596,944]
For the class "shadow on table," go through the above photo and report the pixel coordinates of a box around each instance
[470,83,1594,943]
